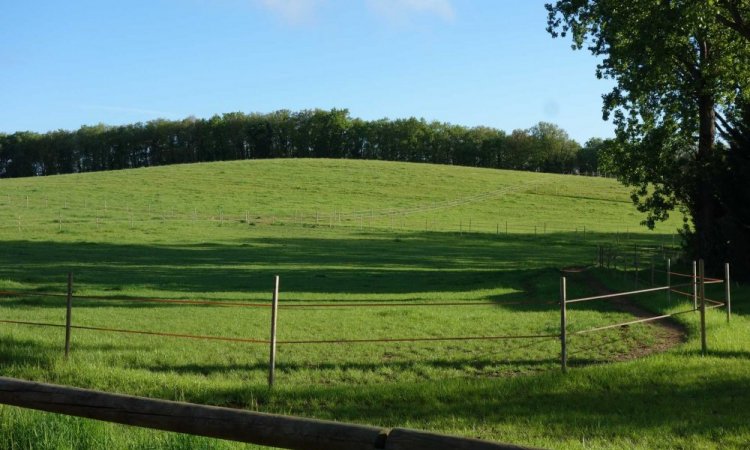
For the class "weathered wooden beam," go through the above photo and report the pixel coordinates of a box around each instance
[0,377,543,450]
[385,427,541,450]
[0,377,384,450]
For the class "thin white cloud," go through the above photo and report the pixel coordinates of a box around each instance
[255,0,322,24]
[366,0,455,23]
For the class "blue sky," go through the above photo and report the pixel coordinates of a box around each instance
[0,0,614,143]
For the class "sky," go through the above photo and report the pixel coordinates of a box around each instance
[0,0,615,143]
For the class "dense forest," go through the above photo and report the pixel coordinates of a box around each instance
[0,109,605,178]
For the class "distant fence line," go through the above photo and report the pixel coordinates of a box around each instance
[0,179,602,218]
[1,212,675,243]
[594,244,685,288]
[0,190,678,240]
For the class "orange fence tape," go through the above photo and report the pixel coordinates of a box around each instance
[0,318,559,345]
[0,290,554,309]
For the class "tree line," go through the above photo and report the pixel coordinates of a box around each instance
[0,110,604,178]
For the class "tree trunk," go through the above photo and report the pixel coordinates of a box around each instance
[694,38,718,263]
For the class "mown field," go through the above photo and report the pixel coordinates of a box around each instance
[0,159,746,449]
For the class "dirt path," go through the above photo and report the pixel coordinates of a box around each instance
[571,268,687,361]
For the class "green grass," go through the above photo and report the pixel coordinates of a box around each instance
[0,159,678,236]
[0,159,746,449]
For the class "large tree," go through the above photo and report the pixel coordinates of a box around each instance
[528,122,580,173]
[547,1,750,266]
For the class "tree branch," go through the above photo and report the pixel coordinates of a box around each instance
[716,109,740,142]
[717,0,750,40]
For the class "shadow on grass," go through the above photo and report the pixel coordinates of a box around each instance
[0,336,151,369]
[0,233,578,293]
[0,230,671,306]
[0,337,56,369]
[0,231,695,389]
[683,349,750,359]
[124,354,564,377]
[183,362,750,443]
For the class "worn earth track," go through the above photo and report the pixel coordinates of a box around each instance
[571,269,688,361]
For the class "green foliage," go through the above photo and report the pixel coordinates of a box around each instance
[547,0,750,267]
[528,122,581,173]
[0,110,596,179]
[577,137,607,174]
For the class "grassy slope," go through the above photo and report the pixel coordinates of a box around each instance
[0,159,747,449]
[1,159,668,235]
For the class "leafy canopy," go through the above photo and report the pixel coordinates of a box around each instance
[547,0,750,228]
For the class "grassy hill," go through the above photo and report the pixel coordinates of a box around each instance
[0,158,678,237]
[0,159,747,449]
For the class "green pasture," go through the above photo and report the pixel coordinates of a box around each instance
[0,158,677,236]
[0,159,746,449]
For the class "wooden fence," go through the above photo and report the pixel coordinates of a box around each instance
[560,258,731,369]
[0,258,733,381]
[0,376,541,450]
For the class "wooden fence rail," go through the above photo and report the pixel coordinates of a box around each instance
[0,377,541,450]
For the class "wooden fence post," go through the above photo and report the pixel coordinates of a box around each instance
[725,263,731,323]
[560,277,567,373]
[268,276,280,388]
[650,258,655,286]
[605,246,609,267]
[666,258,671,304]
[605,246,609,268]
[699,259,707,355]
[65,272,73,358]
[692,260,698,311]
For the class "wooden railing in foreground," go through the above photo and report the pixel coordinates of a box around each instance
[0,377,541,450]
